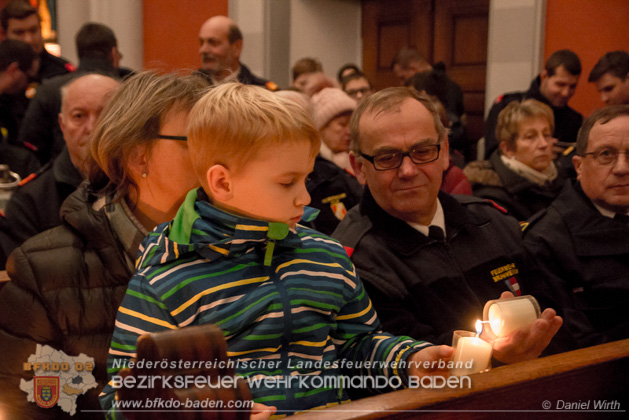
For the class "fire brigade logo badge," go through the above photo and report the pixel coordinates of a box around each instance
[34,376,59,408]
[322,193,348,220]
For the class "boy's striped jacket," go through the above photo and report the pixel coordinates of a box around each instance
[100,188,430,416]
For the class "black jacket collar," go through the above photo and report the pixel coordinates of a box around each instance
[358,187,489,256]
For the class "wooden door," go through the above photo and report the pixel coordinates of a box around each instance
[362,0,489,144]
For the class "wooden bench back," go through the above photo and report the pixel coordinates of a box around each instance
[291,339,629,419]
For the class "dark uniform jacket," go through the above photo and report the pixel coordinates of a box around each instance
[0,95,40,178]
[305,155,363,235]
[0,183,136,419]
[18,57,131,165]
[4,50,74,157]
[332,188,534,345]
[523,181,629,348]
[0,147,83,266]
[484,75,583,156]
[464,150,566,220]
[195,62,278,91]
[36,50,73,83]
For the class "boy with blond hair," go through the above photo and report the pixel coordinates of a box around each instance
[101,83,451,416]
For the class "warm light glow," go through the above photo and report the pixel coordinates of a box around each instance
[475,320,483,335]
[44,43,61,57]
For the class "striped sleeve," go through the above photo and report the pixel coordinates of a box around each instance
[334,268,431,390]
[99,270,178,417]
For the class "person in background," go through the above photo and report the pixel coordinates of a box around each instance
[0,71,207,419]
[0,38,39,178]
[484,50,583,159]
[391,47,432,85]
[341,71,374,102]
[311,87,356,173]
[465,99,566,221]
[523,105,629,349]
[1,0,73,83]
[588,51,629,106]
[291,56,323,91]
[308,87,363,234]
[18,22,133,166]
[337,63,361,84]
[0,74,119,267]
[197,15,277,90]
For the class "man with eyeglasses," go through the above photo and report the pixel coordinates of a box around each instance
[523,105,629,349]
[333,87,564,363]
[342,72,374,101]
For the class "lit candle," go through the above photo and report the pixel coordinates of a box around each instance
[483,295,541,337]
[451,321,492,376]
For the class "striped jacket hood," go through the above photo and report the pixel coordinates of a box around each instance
[137,188,319,269]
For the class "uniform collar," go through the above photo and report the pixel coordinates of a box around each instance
[359,187,487,256]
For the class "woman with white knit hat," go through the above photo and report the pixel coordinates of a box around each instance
[311,87,357,174]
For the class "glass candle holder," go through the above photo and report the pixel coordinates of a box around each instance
[450,328,492,376]
[483,295,541,337]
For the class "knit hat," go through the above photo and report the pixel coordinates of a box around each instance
[311,87,356,130]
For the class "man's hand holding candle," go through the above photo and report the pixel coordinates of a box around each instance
[482,292,563,364]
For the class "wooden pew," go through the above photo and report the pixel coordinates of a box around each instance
[291,339,629,419]
[116,323,251,420]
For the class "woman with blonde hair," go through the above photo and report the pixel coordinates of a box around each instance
[0,71,208,418]
[464,99,567,220]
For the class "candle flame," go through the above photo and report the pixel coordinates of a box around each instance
[475,320,483,335]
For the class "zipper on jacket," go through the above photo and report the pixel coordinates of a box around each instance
[265,223,297,409]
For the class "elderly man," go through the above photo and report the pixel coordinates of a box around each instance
[197,15,277,90]
[588,51,629,106]
[0,74,119,266]
[523,105,629,349]
[333,87,563,364]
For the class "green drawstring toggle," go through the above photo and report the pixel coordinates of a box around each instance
[264,223,289,266]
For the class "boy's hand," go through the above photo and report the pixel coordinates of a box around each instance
[406,345,454,378]
[483,292,563,364]
[250,402,277,420]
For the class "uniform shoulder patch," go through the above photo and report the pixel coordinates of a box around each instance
[521,208,548,232]
[18,172,38,187]
[494,94,504,104]
[22,141,38,152]
[562,145,575,156]
[265,81,279,91]
[65,63,77,72]
[343,246,354,258]
[486,199,508,214]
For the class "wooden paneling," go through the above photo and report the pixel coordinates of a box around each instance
[362,0,433,91]
[362,0,489,147]
[433,0,489,143]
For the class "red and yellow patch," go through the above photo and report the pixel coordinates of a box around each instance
[34,376,59,408]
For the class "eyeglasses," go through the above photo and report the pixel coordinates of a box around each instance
[346,87,372,99]
[582,149,629,166]
[360,144,441,170]
[157,135,187,141]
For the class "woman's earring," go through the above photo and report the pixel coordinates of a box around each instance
[142,172,148,178]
